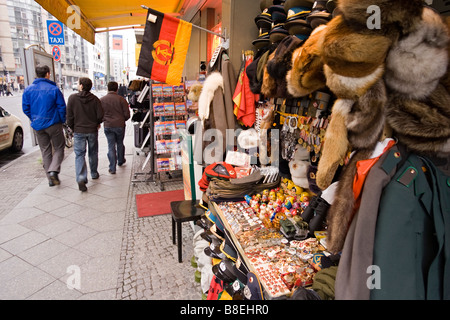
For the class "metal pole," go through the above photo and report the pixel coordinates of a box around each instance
[140,5,226,39]
[106,31,110,85]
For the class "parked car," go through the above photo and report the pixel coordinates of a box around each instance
[0,106,23,152]
[72,81,78,91]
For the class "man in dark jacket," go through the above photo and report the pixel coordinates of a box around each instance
[100,81,130,174]
[66,77,103,191]
[22,65,66,187]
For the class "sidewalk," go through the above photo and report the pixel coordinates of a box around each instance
[0,123,202,300]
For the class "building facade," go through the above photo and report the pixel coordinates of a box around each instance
[0,0,99,90]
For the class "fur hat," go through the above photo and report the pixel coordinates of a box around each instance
[261,51,278,98]
[386,84,450,156]
[346,79,387,150]
[316,99,352,190]
[286,24,328,97]
[337,0,424,35]
[324,64,385,100]
[267,35,304,83]
[320,15,393,79]
[385,7,449,100]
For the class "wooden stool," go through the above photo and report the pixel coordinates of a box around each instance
[171,200,205,263]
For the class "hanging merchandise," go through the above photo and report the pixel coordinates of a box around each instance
[195,45,237,164]
[266,35,304,99]
[280,115,300,161]
[193,0,450,303]
[136,8,192,86]
[286,24,328,97]
[233,51,259,127]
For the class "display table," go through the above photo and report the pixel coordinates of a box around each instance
[210,200,326,299]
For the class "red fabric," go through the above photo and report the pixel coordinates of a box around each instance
[353,140,396,210]
[207,275,224,300]
[233,57,258,127]
[136,189,185,217]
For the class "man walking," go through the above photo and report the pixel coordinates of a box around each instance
[100,81,130,174]
[66,77,104,192]
[22,65,66,187]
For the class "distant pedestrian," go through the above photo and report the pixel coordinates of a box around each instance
[6,83,13,96]
[22,65,66,187]
[100,81,130,174]
[118,84,127,98]
[66,77,104,192]
[0,84,3,96]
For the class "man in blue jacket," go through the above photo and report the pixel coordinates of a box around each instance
[22,65,66,186]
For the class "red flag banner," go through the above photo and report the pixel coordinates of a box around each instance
[137,8,192,85]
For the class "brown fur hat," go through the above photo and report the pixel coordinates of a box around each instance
[261,51,278,98]
[346,79,387,150]
[267,35,303,82]
[266,35,304,98]
[320,15,393,79]
[386,84,450,156]
[440,16,450,92]
[324,64,385,100]
[337,0,424,35]
[286,25,328,97]
[316,99,352,190]
[385,7,449,100]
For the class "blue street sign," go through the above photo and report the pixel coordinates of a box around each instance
[47,20,65,45]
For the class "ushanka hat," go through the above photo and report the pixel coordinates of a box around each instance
[384,7,449,100]
[386,84,450,157]
[261,51,278,98]
[384,7,450,157]
[320,15,392,80]
[287,24,328,97]
[338,0,424,36]
[267,35,304,84]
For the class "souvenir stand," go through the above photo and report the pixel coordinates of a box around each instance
[191,0,450,301]
[130,80,188,190]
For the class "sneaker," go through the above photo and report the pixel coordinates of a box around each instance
[91,172,100,179]
[78,181,87,192]
[49,171,60,186]
[108,169,116,174]
[118,159,126,167]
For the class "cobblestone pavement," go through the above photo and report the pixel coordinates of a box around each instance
[0,123,202,300]
[116,151,202,300]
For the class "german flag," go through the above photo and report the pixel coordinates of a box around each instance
[137,8,192,85]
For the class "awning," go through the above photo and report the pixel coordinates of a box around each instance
[35,0,186,44]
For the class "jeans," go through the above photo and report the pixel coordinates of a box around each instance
[104,127,125,173]
[74,132,99,183]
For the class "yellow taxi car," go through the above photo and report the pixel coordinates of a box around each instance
[0,106,23,152]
